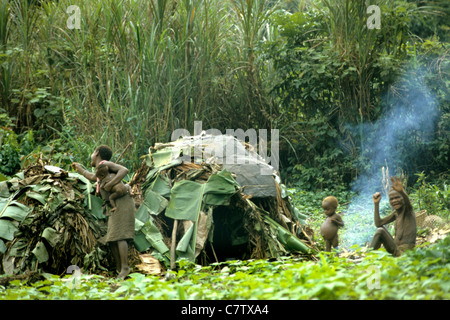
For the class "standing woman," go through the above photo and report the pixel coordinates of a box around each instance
[72,145,135,279]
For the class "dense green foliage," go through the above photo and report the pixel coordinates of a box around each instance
[267,0,449,189]
[1,0,284,171]
[0,235,448,300]
[0,0,448,190]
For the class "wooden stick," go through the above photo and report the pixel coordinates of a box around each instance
[210,242,219,263]
[170,219,178,269]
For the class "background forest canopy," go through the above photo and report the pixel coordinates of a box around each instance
[0,0,448,192]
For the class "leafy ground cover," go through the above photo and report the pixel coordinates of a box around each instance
[0,235,448,300]
[1,184,448,300]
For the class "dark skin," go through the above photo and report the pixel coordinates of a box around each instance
[95,164,128,212]
[72,148,130,279]
[320,196,344,252]
[370,176,416,257]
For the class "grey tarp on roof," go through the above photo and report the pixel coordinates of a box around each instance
[159,133,278,198]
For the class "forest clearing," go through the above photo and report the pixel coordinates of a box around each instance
[0,0,449,302]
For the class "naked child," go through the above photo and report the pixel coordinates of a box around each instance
[320,196,344,252]
[95,162,128,212]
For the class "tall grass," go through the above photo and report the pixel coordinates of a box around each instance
[321,0,384,124]
[1,0,280,169]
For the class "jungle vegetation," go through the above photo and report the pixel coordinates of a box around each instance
[0,0,448,300]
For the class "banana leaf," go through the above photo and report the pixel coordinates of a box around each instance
[25,191,47,205]
[32,241,49,263]
[203,170,238,206]
[69,172,93,210]
[150,147,181,167]
[176,222,197,260]
[165,170,238,221]
[42,227,60,247]
[140,219,170,256]
[0,239,6,254]
[0,219,18,241]
[87,195,106,220]
[0,187,30,218]
[135,205,150,225]
[143,189,168,216]
[165,180,205,221]
[147,173,172,198]
[0,181,9,197]
[134,231,151,252]
[263,215,312,254]
[134,202,170,258]
[0,200,31,222]
[135,189,169,225]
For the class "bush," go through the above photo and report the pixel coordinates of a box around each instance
[0,112,21,176]
[267,1,449,190]
[412,173,450,219]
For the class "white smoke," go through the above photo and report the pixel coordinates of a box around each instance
[341,67,439,249]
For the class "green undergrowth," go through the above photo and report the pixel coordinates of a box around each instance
[0,235,448,300]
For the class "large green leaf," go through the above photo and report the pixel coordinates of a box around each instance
[32,241,49,263]
[165,170,238,220]
[0,239,6,254]
[203,170,238,206]
[140,219,170,255]
[165,180,205,221]
[0,219,18,241]
[69,172,94,209]
[6,239,26,257]
[135,189,169,230]
[134,218,145,232]
[150,147,181,167]
[263,215,311,254]
[25,191,47,205]
[134,230,151,252]
[42,227,60,247]
[0,200,31,222]
[176,222,197,260]
[143,189,169,215]
[135,206,150,226]
[0,181,9,198]
[134,207,170,257]
[149,174,172,198]
[87,195,106,219]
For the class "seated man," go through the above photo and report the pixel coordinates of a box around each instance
[370,176,416,256]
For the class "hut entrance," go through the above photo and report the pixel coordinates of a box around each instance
[204,205,251,263]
